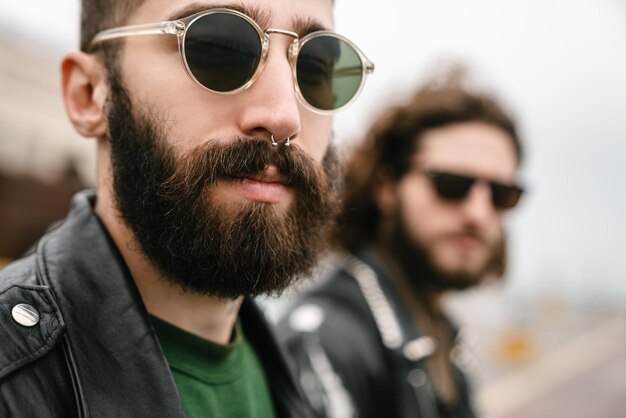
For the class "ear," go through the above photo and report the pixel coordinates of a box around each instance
[61,52,109,138]
[374,174,397,218]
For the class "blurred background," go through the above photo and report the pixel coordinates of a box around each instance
[1,1,624,417]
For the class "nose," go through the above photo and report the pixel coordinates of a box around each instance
[460,182,498,227]
[236,35,301,143]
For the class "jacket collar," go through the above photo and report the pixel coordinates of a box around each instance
[357,246,459,337]
[37,191,311,417]
[37,191,184,416]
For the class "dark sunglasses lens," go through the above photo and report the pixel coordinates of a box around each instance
[184,13,261,92]
[297,36,363,111]
[491,184,523,209]
[432,172,474,201]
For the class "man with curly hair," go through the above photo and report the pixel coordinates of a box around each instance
[280,71,524,418]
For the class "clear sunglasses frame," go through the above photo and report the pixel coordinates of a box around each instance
[90,8,375,114]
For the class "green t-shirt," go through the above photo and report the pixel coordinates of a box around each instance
[151,316,277,418]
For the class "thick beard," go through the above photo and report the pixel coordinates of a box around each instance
[105,72,340,299]
[388,207,502,291]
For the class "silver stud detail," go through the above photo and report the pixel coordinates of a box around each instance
[407,369,428,388]
[403,336,437,361]
[12,303,40,327]
[289,304,325,333]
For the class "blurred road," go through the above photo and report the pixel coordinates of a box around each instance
[446,286,626,418]
[481,317,626,418]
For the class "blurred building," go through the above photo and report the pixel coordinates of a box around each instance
[0,27,95,263]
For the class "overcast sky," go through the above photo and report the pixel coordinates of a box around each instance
[1,0,625,309]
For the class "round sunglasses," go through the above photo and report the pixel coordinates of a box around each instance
[90,8,375,114]
[417,168,524,210]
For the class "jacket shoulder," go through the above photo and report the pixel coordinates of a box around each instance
[277,268,392,418]
[280,268,381,359]
[0,253,38,286]
[0,255,75,416]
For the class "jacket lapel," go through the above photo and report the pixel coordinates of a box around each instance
[37,191,184,417]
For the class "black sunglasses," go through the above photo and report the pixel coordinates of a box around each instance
[89,8,374,114]
[418,168,524,209]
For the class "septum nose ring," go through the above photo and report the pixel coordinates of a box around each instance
[270,135,290,147]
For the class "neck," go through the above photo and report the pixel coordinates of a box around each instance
[131,267,243,345]
[95,181,241,345]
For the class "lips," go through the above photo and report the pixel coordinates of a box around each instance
[239,165,290,186]
[443,232,488,253]
[224,165,292,204]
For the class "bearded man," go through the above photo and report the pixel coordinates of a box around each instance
[279,73,524,418]
[0,0,374,416]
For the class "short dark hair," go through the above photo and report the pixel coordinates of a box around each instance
[80,0,146,52]
[337,68,522,251]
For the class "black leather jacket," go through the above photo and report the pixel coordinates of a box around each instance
[0,191,314,418]
[278,250,479,418]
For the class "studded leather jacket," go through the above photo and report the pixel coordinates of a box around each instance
[277,250,479,418]
[0,191,314,418]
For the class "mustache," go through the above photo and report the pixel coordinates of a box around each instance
[440,225,489,245]
[159,138,330,200]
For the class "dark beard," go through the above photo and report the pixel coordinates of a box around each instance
[388,210,500,291]
[105,72,340,299]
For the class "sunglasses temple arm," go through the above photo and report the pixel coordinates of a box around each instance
[333,64,375,78]
[90,21,183,48]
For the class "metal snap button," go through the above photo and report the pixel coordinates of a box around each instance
[11,303,40,327]
[403,336,437,361]
[407,369,428,388]
[289,304,325,333]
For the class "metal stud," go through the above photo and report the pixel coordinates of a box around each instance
[11,303,40,327]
